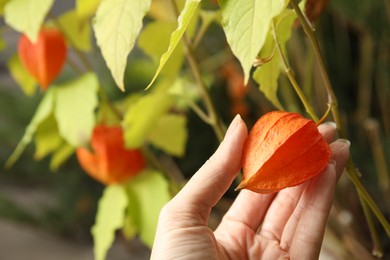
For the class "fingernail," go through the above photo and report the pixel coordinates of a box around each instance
[225,114,241,140]
[323,121,337,129]
[338,138,351,147]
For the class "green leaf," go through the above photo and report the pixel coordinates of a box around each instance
[138,21,184,77]
[54,73,99,147]
[221,0,286,83]
[126,170,171,247]
[7,54,37,96]
[148,114,188,157]
[146,0,201,89]
[253,54,282,109]
[168,77,200,101]
[58,10,92,52]
[49,143,74,171]
[123,92,174,148]
[4,0,55,42]
[253,9,297,110]
[34,114,62,160]
[76,0,101,21]
[5,90,55,168]
[93,0,152,91]
[0,0,10,16]
[92,185,128,260]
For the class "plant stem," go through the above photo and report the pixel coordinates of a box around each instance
[183,35,225,141]
[358,189,384,257]
[271,21,319,122]
[290,0,341,132]
[186,98,213,124]
[290,0,390,237]
[346,162,390,236]
[170,0,225,141]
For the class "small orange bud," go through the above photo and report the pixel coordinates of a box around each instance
[239,111,331,193]
[76,125,146,185]
[18,28,67,90]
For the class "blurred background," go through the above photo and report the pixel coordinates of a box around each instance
[0,0,389,259]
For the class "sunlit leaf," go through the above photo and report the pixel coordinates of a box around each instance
[92,185,128,260]
[138,21,184,77]
[76,0,101,21]
[50,143,74,171]
[221,0,286,83]
[5,89,55,168]
[34,114,62,160]
[146,0,201,89]
[122,213,137,239]
[253,9,297,110]
[7,54,37,96]
[54,73,99,147]
[253,57,282,110]
[58,10,92,52]
[126,170,171,247]
[168,77,199,98]
[93,0,152,91]
[4,0,54,42]
[123,92,174,148]
[0,0,10,16]
[148,114,187,157]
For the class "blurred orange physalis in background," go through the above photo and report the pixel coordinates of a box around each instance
[18,27,67,90]
[221,61,249,117]
[305,0,329,22]
[238,111,331,193]
[76,125,146,185]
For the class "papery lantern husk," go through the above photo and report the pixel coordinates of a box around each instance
[76,125,145,185]
[18,28,67,90]
[238,111,331,194]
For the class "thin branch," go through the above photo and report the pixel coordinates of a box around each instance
[271,21,319,122]
[290,0,341,133]
[170,0,225,141]
[358,190,384,257]
[291,0,390,238]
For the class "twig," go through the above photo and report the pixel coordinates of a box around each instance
[170,0,225,141]
[290,0,340,131]
[290,0,390,238]
[271,21,319,122]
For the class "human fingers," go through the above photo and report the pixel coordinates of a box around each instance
[166,115,248,226]
[256,122,338,240]
[317,122,337,143]
[215,190,276,234]
[286,139,350,259]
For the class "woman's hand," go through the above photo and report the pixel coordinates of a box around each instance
[151,115,350,259]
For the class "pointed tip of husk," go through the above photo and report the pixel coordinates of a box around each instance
[235,180,248,191]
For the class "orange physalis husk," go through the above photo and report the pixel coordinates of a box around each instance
[238,111,331,194]
[76,125,146,185]
[18,28,67,90]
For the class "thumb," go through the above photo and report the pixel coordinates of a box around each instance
[170,115,248,224]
